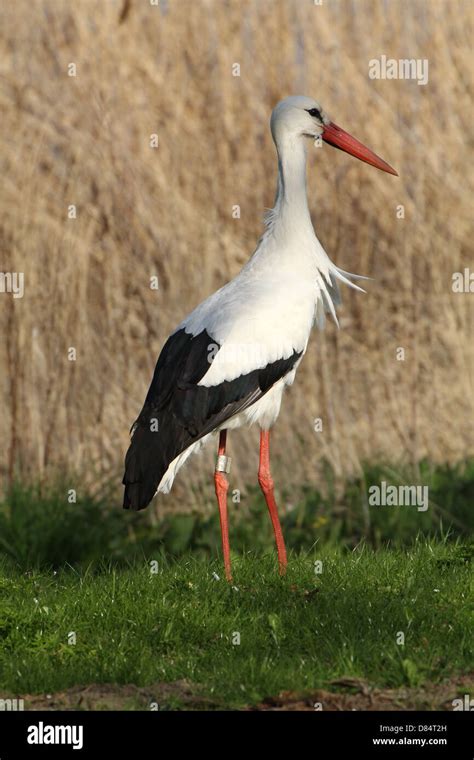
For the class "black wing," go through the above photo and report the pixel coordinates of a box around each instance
[122,328,301,510]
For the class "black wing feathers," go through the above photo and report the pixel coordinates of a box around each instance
[123,328,301,511]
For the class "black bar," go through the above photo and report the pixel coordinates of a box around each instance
[0,710,471,757]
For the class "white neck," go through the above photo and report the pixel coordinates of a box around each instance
[241,128,363,330]
[271,136,313,235]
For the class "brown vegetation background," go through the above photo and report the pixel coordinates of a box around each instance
[0,0,472,510]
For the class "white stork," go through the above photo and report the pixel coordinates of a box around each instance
[123,95,397,581]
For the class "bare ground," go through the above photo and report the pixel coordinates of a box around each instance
[3,674,472,711]
[250,674,474,712]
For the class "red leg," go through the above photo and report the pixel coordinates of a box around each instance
[258,429,287,574]
[214,430,232,582]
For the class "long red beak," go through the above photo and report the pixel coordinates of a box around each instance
[322,121,398,176]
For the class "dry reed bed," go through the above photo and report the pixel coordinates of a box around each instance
[0,0,472,511]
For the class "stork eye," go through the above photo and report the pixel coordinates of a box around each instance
[307,107,322,120]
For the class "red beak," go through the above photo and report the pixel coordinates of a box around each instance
[322,121,398,176]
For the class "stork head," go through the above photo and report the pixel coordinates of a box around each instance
[270,95,397,176]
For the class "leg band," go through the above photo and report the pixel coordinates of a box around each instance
[215,454,232,474]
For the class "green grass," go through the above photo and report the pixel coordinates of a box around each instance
[0,540,472,708]
[0,463,472,708]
